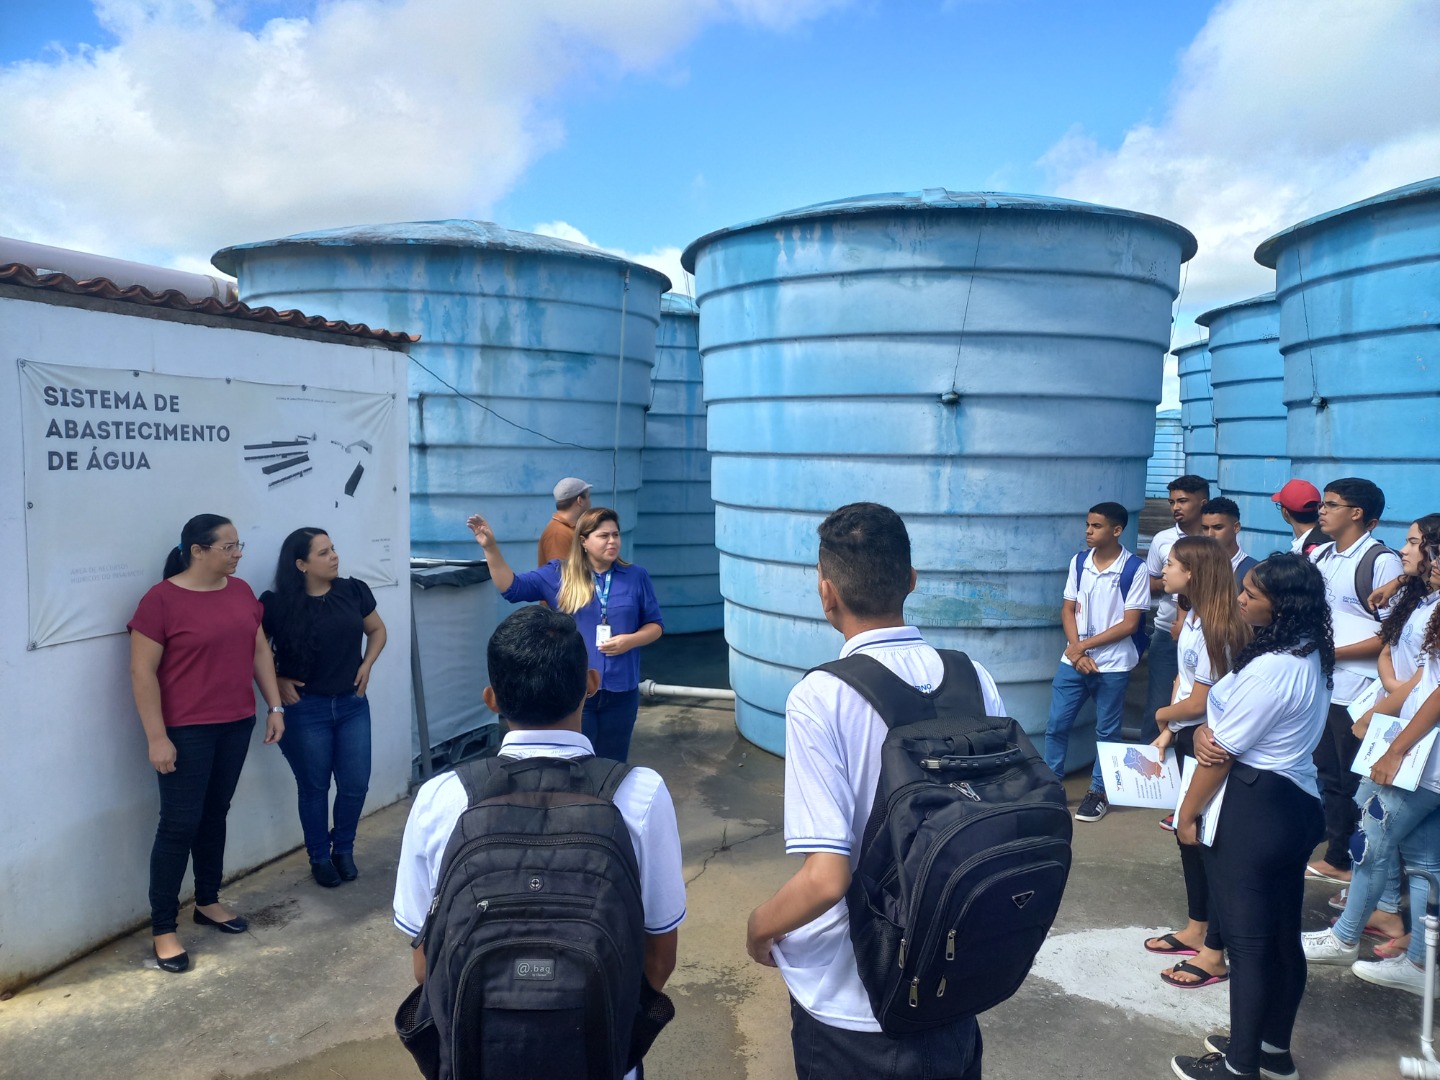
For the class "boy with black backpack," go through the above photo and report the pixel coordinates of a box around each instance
[393,605,685,1080]
[746,502,1071,1079]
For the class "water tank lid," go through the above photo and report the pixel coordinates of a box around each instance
[1169,337,1209,358]
[1254,176,1440,268]
[1157,408,1182,420]
[212,219,672,290]
[680,188,1198,271]
[660,293,699,316]
[1194,291,1278,329]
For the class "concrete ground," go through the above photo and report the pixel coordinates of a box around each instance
[0,632,1427,1079]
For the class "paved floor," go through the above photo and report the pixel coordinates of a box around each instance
[0,633,1428,1079]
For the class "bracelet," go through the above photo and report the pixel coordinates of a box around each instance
[268,705,285,714]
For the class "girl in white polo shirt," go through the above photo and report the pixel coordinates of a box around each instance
[1170,554,1331,1080]
[1146,537,1251,990]
[1303,517,1440,997]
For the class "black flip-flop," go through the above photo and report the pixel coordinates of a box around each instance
[1144,932,1199,956]
[1160,960,1229,989]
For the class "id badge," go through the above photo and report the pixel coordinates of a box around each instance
[595,623,613,647]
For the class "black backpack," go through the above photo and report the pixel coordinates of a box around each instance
[1068,549,1151,658]
[1312,538,1394,616]
[812,650,1073,1035]
[395,755,666,1080]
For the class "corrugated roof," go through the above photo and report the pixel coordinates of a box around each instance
[0,263,416,345]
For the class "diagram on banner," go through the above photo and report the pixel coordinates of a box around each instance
[244,433,375,495]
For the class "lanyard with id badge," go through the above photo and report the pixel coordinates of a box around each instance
[594,570,614,647]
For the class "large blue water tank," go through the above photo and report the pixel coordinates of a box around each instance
[681,190,1196,755]
[1196,293,1291,557]
[1256,177,1440,544]
[1147,410,1185,499]
[633,294,722,633]
[1173,339,1217,483]
[213,221,670,560]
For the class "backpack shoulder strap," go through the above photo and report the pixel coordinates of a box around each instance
[1071,550,1086,592]
[454,757,503,807]
[580,757,632,803]
[1355,541,1390,616]
[1119,552,1144,594]
[810,649,984,730]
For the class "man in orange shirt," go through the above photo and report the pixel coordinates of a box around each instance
[537,477,592,565]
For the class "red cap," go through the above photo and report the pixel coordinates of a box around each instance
[1271,479,1321,513]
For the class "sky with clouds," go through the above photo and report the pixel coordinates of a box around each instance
[1,0,1436,402]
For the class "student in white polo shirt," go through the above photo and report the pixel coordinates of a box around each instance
[1271,479,1324,556]
[1145,476,1211,738]
[745,502,1003,1080]
[394,606,685,1079]
[1043,501,1151,823]
[1306,477,1402,885]
[1199,496,1258,585]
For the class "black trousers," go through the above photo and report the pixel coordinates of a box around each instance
[790,998,982,1080]
[1201,766,1323,1076]
[1312,702,1361,868]
[1174,726,1223,951]
[149,716,254,934]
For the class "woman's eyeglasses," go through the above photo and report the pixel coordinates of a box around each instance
[204,542,246,554]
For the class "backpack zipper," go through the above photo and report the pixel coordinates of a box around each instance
[430,833,640,918]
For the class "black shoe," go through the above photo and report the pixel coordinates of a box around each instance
[1203,1035,1298,1080]
[331,851,358,881]
[153,946,190,973]
[311,858,343,888]
[193,909,248,934]
[1172,1052,1259,1079]
[1075,790,1109,822]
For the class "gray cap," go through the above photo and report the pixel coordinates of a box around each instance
[553,477,593,502]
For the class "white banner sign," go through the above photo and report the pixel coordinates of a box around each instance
[19,360,399,648]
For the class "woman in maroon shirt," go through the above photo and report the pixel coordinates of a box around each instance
[128,514,285,974]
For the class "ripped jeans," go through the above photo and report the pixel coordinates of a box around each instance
[1333,780,1440,968]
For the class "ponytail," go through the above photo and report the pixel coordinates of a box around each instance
[164,513,232,577]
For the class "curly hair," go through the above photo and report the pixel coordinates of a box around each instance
[1233,553,1336,688]
[1380,514,1440,647]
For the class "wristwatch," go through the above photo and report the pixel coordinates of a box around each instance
[268,705,285,714]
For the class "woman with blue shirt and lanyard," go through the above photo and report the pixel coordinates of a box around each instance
[468,506,663,762]
[1171,553,1331,1080]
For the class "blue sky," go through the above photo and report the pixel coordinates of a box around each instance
[1,0,1436,396]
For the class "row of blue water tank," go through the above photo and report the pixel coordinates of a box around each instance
[212,178,1439,758]
[1175,178,1440,560]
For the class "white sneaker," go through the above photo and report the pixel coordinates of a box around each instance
[1352,955,1429,997]
[1301,928,1358,965]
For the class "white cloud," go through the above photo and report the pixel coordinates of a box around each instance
[0,0,844,269]
[532,220,691,296]
[1041,0,1440,338]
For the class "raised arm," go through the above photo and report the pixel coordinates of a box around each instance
[467,514,515,593]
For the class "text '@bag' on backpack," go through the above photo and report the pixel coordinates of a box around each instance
[813,650,1073,1035]
[395,755,666,1080]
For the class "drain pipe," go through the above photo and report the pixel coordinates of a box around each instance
[639,680,735,701]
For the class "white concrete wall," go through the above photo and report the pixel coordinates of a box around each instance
[0,294,411,990]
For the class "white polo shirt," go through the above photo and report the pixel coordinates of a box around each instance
[1169,610,1217,732]
[1207,649,1330,798]
[775,625,1007,1032]
[1311,535,1403,705]
[1147,525,1203,633]
[1393,592,1439,682]
[393,729,687,940]
[1062,546,1152,673]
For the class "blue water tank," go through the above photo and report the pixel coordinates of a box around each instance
[1256,177,1440,544]
[1197,293,1290,557]
[681,190,1196,755]
[633,294,722,633]
[213,222,670,560]
[1147,410,1185,499]
[1173,339,1217,483]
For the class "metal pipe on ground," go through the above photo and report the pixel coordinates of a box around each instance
[639,680,735,701]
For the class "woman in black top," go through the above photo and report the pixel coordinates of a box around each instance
[262,528,387,887]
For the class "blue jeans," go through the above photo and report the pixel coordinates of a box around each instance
[582,688,641,762]
[1144,630,1179,735]
[1044,662,1131,791]
[150,716,254,934]
[1334,780,1440,966]
[279,692,372,861]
